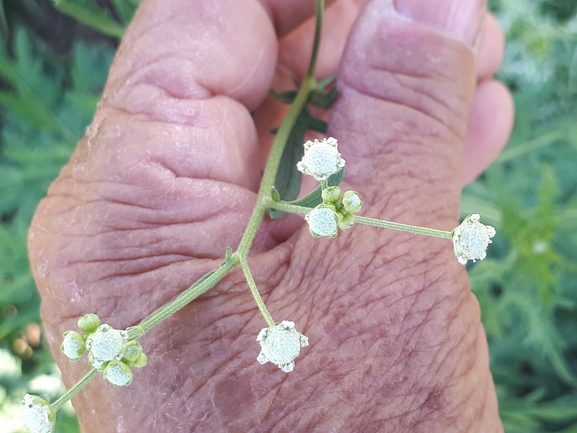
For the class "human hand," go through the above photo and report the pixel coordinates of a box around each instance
[29,0,513,431]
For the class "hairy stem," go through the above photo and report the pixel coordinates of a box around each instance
[239,256,276,327]
[139,257,238,333]
[52,369,98,412]
[267,200,313,215]
[236,0,325,256]
[354,216,453,239]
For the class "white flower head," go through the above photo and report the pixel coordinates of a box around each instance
[22,394,55,433]
[305,206,338,238]
[103,361,133,386]
[61,331,86,361]
[256,320,309,373]
[297,137,345,181]
[452,214,496,265]
[86,324,127,369]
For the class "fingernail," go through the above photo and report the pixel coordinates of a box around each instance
[394,0,485,48]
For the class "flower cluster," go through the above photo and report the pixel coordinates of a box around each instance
[297,137,363,238]
[61,314,147,386]
[257,321,309,372]
[305,187,363,237]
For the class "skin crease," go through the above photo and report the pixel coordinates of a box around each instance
[28,0,514,432]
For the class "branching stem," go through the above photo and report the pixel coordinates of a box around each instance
[52,369,98,411]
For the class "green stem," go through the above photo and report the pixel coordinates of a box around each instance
[267,200,313,215]
[236,0,324,257]
[139,257,238,333]
[307,0,324,78]
[354,216,453,239]
[52,369,98,412]
[239,257,275,327]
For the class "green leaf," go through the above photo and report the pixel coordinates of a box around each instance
[309,85,339,109]
[270,89,297,104]
[0,0,8,41]
[267,108,331,219]
[53,0,126,38]
[273,108,324,201]
[267,76,339,219]
[287,168,345,209]
[0,29,76,141]
[268,168,345,219]
[110,0,141,24]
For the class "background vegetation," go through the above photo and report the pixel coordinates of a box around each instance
[0,0,576,431]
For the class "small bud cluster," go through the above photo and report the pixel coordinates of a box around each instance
[452,214,496,265]
[61,314,147,386]
[305,187,364,238]
[257,321,309,372]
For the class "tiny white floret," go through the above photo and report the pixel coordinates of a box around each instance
[297,137,345,181]
[305,206,338,238]
[103,361,133,386]
[257,320,309,373]
[86,324,126,369]
[61,331,86,361]
[22,394,55,433]
[452,214,496,265]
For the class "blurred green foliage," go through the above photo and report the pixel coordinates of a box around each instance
[0,2,119,431]
[0,0,576,432]
[466,0,577,430]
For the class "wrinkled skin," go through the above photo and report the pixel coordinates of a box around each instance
[28,0,514,431]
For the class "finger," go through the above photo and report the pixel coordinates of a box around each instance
[272,0,503,429]
[261,0,337,38]
[477,14,505,81]
[94,0,337,193]
[462,80,514,184]
[331,0,483,228]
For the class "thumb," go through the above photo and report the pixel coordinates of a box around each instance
[332,0,483,229]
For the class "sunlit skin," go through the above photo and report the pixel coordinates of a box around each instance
[29,0,513,431]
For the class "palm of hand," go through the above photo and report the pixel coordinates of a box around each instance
[29,0,510,431]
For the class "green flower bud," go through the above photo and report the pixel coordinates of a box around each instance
[103,361,133,386]
[342,191,363,213]
[133,353,148,368]
[22,394,55,433]
[78,314,100,334]
[321,186,341,204]
[122,340,143,363]
[61,331,86,361]
[337,212,356,231]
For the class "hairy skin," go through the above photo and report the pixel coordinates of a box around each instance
[28,0,512,431]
